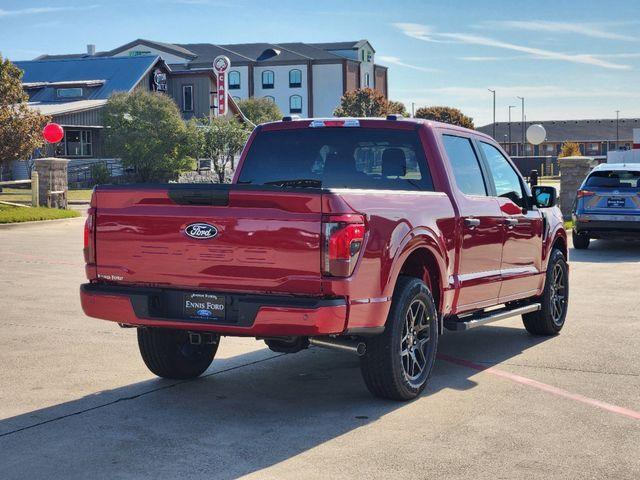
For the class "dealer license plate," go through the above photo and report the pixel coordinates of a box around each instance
[607,197,626,208]
[183,292,225,320]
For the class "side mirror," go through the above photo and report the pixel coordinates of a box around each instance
[531,185,557,208]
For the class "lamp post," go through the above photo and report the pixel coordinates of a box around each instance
[616,110,620,151]
[517,96,525,156]
[508,105,515,155]
[488,89,496,139]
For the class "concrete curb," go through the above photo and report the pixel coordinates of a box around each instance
[0,216,85,229]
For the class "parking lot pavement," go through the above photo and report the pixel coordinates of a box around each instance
[0,219,638,480]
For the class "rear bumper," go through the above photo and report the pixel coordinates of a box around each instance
[574,214,640,237]
[80,283,349,336]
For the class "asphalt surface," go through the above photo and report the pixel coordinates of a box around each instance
[0,218,638,479]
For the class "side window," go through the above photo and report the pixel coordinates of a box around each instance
[480,142,525,207]
[442,135,487,196]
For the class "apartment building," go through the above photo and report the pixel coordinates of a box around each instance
[36,39,388,118]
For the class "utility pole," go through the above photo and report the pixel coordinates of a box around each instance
[616,110,620,150]
[508,105,515,155]
[488,89,496,139]
[517,96,525,156]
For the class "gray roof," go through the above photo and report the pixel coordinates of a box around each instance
[106,39,197,59]
[478,118,640,142]
[15,56,162,102]
[309,40,372,51]
[34,39,373,66]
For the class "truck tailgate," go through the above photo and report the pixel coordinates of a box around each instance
[94,185,323,295]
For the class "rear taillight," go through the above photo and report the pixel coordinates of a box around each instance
[83,207,96,264]
[577,190,595,198]
[322,214,366,277]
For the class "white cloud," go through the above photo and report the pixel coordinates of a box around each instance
[378,55,439,72]
[483,20,637,42]
[459,55,526,62]
[0,5,99,17]
[393,23,631,70]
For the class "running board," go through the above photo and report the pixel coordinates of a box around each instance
[444,303,541,331]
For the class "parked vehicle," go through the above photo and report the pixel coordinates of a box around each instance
[572,163,640,249]
[80,116,568,400]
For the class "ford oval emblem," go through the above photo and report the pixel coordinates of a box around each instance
[197,309,213,317]
[185,222,218,240]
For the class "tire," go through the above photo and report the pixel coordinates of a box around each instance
[137,328,219,379]
[572,229,590,249]
[522,249,569,335]
[360,276,439,401]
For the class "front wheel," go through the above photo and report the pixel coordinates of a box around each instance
[522,249,569,335]
[137,328,219,379]
[360,276,439,401]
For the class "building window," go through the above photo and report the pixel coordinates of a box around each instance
[182,85,193,112]
[289,95,302,114]
[289,69,302,88]
[364,73,370,87]
[65,130,92,157]
[232,96,241,102]
[264,96,275,103]
[587,143,599,153]
[262,70,274,89]
[56,87,83,99]
[229,71,240,90]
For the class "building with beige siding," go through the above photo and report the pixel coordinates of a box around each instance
[37,39,388,119]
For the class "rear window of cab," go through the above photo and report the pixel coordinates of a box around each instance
[238,127,434,191]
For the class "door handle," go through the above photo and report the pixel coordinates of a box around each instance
[504,218,519,227]
[464,217,481,228]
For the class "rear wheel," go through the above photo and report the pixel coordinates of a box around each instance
[522,249,569,335]
[360,276,438,401]
[137,328,219,379]
[572,229,590,249]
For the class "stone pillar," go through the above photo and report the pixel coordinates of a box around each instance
[33,158,70,209]
[559,156,598,219]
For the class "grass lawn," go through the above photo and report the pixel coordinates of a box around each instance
[0,188,93,204]
[0,204,80,224]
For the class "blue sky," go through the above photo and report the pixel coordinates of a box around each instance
[2,0,639,126]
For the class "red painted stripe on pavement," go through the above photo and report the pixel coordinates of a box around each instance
[438,353,640,421]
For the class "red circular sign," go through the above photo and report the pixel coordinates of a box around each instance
[43,123,64,143]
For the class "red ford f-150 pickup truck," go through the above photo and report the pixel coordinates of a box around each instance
[80,116,568,400]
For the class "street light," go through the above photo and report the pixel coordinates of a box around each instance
[616,110,620,151]
[488,89,496,139]
[508,105,515,155]
[517,96,525,156]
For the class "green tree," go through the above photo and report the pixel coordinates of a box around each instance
[236,97,282,125]
[0,56,49,176]
[387,100,408,116]
[414,106,475,129]
[559,141,582,158]
[334,88,390,117]
[198,117,250,183]
[103,90,199,182]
